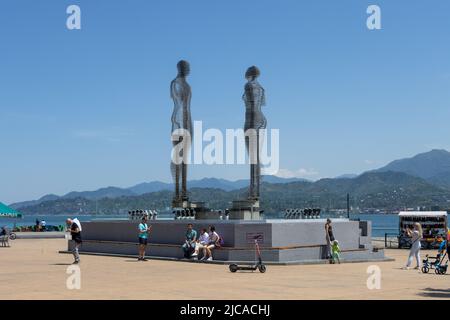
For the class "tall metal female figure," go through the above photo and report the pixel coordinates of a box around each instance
[170,60,193,207]
[243,66,266,201]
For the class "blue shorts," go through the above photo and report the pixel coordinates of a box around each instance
[139,237,148,245]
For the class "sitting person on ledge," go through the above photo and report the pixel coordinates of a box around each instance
[191,228,210,260]
[204,225,221,262]
[182,223,197,259]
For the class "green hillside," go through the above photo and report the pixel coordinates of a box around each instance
[15,171,450,215]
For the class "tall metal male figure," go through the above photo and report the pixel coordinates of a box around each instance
[243,66,267,201]
[170,60,193,207]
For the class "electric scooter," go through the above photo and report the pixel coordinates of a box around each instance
[229,239,266,273]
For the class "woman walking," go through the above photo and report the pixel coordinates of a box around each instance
[403,222,423,270]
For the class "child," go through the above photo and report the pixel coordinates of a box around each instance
[331,240,341,264]
[438,239,447,256]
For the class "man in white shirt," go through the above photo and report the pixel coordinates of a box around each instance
[191,228,210,260]
[41,220,46,231]
[66,218,82,264]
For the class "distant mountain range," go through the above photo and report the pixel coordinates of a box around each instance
[10,149,450,214]
[10,176,307,209]
[374,149,450,188]
[334,174,359,179]
[14,171,450,215]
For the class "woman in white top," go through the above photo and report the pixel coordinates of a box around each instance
[403,222,423,270]
[205,225,220,262]
[191,228,210,260]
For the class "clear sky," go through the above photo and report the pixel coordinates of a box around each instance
[1,0,450,204]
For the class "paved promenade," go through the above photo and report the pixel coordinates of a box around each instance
[1,239,449,300]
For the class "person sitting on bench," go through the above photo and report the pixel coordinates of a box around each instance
[191,228,209,260]
[204,225,220,262]
[181,223,197,258]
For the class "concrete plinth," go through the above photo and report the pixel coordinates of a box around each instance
[229,199,261,220]
[65,219,387,264]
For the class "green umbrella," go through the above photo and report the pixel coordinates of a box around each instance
[0,202,23,218]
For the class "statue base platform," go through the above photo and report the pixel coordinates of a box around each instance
[228,199,261,220]
[62,218,389,264]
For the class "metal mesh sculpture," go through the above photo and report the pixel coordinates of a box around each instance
[170,60,193,207]
[243,66,266,200]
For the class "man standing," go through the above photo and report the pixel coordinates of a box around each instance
[182,223,197,258]
[170,60,193,207]
[325,218,335,261]
[243,65,266,201]
[41,220,46,231]
[138,216,152,261]
[66,218,82,264]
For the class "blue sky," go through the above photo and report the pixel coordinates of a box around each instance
[1,0,450,204]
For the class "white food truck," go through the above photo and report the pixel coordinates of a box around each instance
[398,211,448,249]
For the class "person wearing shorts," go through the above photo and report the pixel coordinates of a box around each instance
[138,216,152,261]
[191,228,210,260]
[331,240,341,264]
[205,225,220,262]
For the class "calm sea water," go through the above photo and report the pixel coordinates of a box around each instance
[1,213,401,237]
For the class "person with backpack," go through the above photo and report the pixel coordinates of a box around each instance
[204,225,221,261]
[137,216,152,261]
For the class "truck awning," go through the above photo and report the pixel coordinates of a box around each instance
[398,211,447,217]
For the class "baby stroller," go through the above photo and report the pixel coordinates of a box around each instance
[422,240,448,275]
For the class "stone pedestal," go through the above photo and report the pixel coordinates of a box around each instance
[229,199,261,220]
[64,219,388,264]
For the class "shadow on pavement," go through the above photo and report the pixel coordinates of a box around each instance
[418,288,450,298]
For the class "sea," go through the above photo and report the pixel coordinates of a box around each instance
[1,212,403,237]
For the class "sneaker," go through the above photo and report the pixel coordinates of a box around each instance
[191,252,198,257]
[72,260,79,265]
[137,257,142,261]
[402,266,410,270]
[207,257,213,261]
[200,256,206,261]
[142,258,148,261]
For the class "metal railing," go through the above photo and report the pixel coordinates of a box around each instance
[385,232,399,248]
